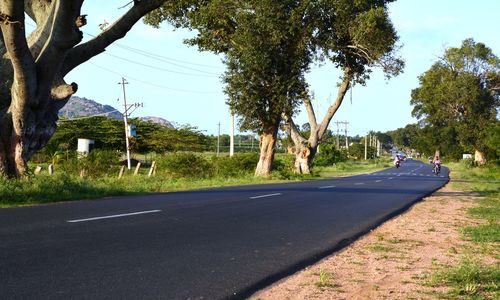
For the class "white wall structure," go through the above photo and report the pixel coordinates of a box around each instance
[77,138,95,156]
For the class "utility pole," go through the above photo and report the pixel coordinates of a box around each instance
[119,77,131,170]
[364,134,368,160]
[229,113,234,157]
[217,122,221,157]
[335,121,340,148]
[343,121,349,149]
[118,77,142,170]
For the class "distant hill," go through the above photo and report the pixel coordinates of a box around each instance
[59,96,174,128]
[59,96,123,120]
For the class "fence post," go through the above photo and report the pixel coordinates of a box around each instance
[134,162,141,176]
[148,161,156,177]
[118,166,125,179]
[48,164,54,175]
[34,166,42,175]
[80,169,87,178]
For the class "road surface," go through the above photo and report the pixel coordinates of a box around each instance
[0,160,448,299]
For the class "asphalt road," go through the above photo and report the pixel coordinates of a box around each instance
[0,160,448,299]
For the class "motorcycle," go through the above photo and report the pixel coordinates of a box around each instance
[433,162,441,175]
[395,160,401,168]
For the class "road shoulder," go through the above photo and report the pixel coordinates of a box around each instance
[252,183,485,299]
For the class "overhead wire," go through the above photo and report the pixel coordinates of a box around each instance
[24,21,223,94]
[88,62,221,94]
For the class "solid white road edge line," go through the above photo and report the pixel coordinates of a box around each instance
[67,210,162,223]
[250,193,282,199]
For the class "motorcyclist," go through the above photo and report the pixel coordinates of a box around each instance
[433,156,441,173]
[393,154,402,167]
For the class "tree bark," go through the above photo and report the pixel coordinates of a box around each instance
[474,149,486,165]
[0,0,165,178]
[288,69,352,174]
[255,127,278,177]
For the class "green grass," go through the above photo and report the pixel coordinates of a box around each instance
[315,158,392,177]
[0,157,393,208]
[462,224,500,243]
[427,162,500,299]
[430,259,500,299]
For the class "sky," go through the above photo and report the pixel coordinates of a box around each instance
[59,0,500,137]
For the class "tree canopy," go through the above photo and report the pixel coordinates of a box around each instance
[146,0,403,175]
[410,38,500,160]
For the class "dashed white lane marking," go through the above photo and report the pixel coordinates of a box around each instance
[319,185,336,189]
[250,193,282,199]
[388,177,394,180]
[354,183,365,185]
[375,180,383,183]
[67,210,162,223]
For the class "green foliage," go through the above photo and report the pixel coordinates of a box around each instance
[156,153,214,179]
[212,153,259,177]
[410,39,500,157]
[313,143,347,166]
[348,143,376,160]
[430,259,500,299]
[44,117,210,156]
[55,149,121,178]
[463,224,500,243]
[462,158,477,169]
[146,0,402,176]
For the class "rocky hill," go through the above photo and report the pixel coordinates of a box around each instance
[59,96,174,128]
[59,96,123,120]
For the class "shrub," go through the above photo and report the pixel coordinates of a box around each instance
[462,157,476,169]
[314,144,347,167]
[156,152,214,178]
[57,149,121,177]
[212,153,259,177]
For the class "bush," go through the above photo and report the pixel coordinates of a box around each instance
[462,157,477,169]
[55,149,121,177]
[212,153,259,177]
[156,152,214,178]
[314,144,347,167]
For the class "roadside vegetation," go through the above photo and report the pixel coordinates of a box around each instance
[428,161,499,299]
[0,149,391,208]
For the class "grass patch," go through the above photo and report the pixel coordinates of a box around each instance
[315,158,392,178]
[430,259,500,299]
[462,224,500,243]
[315,269,337,289]
[428,162,500,299]
[368,243,393,253]
[1,157,394,208]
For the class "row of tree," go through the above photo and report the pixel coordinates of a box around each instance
[390,39,499,162]
[0,1,497,178]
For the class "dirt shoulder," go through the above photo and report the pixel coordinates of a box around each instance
[252,183,488,299]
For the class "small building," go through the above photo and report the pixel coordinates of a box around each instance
[77,138,95,156]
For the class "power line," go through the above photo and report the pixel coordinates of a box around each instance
[81,31,223,71]
[103,52,219,77]
[88,62,221,94]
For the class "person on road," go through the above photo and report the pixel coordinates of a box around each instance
[432,155,441,173]
[393,154,402,168]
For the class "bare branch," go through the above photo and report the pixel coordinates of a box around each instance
[317,68,352,139]
[61,0,165,76]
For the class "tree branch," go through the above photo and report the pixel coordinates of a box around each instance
[317,68,352,139]
[61,0,165,76]
[0,0,37,110]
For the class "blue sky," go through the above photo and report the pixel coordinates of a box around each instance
[61,0,500,136]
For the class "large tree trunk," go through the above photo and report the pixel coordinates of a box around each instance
[255,127,278,177]
[0,0,165,178]
[288,69,352,174]
[474,149,486,165]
